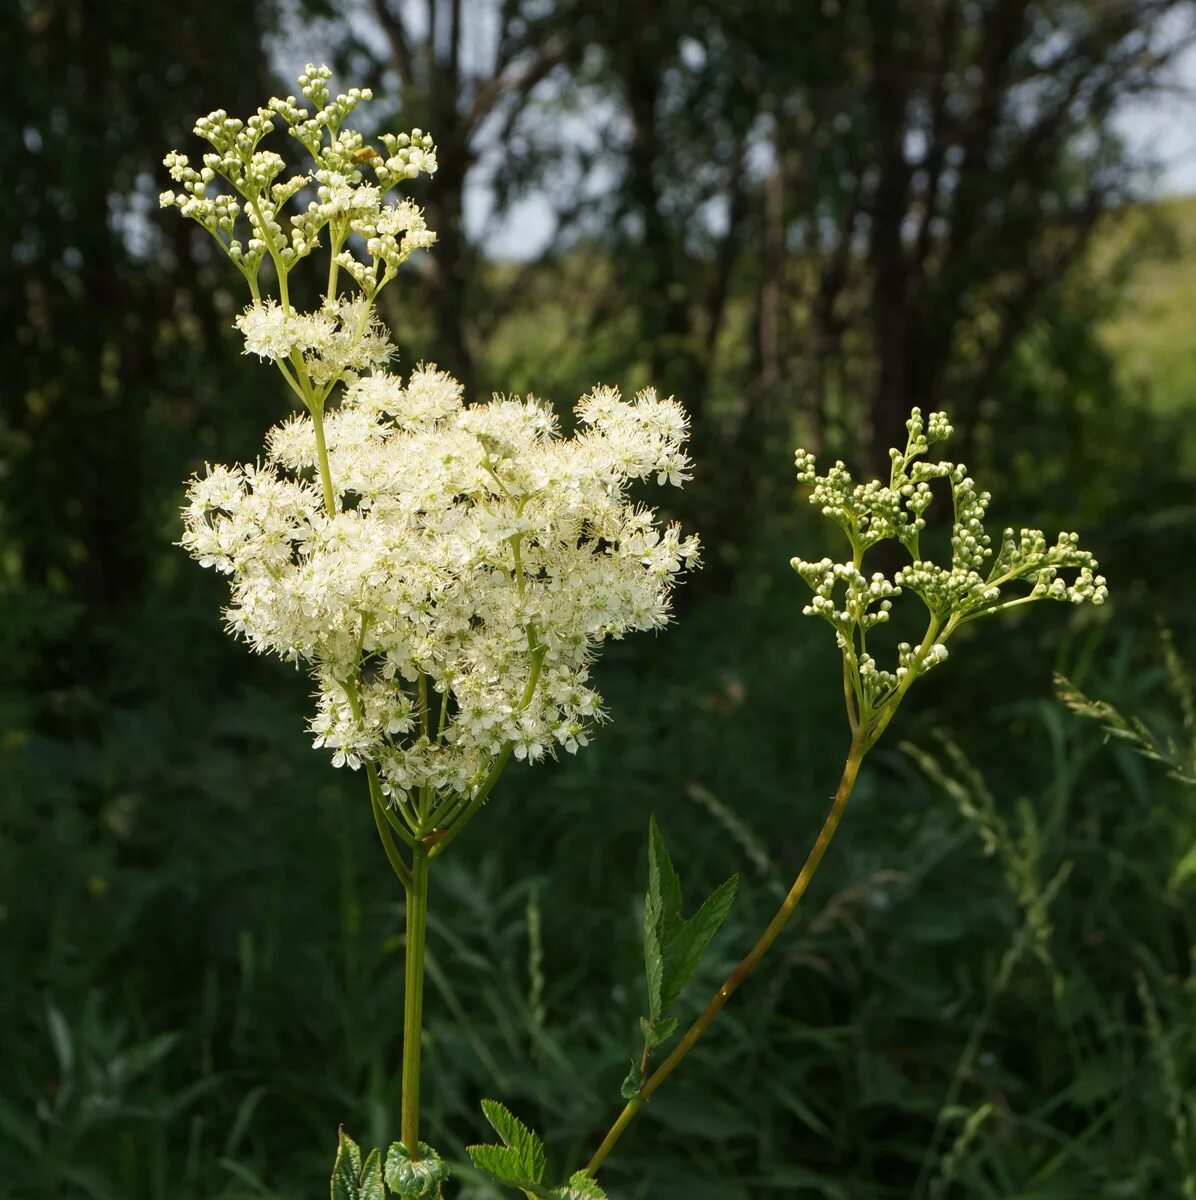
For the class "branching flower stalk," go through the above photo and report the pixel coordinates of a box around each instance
[164,66,699,1186]
[583,408,1107,1178]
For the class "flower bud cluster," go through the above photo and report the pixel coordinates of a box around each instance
[266,65,374,163]
[795,559,899,636]
[339,199,437,286]
[181,369,700,813]
[796,408,960,556]
[161,64,437,294]
[791,408,1107,735]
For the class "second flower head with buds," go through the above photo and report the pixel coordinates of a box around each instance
[793,408,1107,748]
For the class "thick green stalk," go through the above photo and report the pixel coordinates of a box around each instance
[585,735,867,1176]
[401,848,431,1158]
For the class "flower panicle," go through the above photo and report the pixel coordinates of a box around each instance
[790,407,1107,737]
[160,62,438,331]
[180,368,700,823]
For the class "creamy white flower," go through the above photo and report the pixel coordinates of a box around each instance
[314,172,380,219]
[235,300,335,362]
[182,367,700,819]
[233,297,395,382]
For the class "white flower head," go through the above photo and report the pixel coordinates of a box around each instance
[182,372,700,820]
[233,297,395,382]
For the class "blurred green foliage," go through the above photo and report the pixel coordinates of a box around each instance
[3,0,1196,1197]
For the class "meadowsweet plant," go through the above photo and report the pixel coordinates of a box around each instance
[166,68,1109,1200]
[163,67,696,1198]
[576,410,1107,1179]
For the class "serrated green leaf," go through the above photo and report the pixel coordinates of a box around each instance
[553,1171,608,1199]
[332,1129,363,1200]
[639,821,739,1051]
[647,816,683,927]
[384,1142,449,1198]
[644,815,684,1020]
[620,1058,644,1099]
[639,1014,678,1048]
[330,1129,384,1200]
[477,1099,546,1184]
[466,1143,534,1188]
[642,824,666,1020]
[643,889,664,1020]
[659,874,738,1012]
[359,1151,385,1200]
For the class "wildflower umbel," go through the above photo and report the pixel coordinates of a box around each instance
[182,370,698,825]
[792,408,1107,747]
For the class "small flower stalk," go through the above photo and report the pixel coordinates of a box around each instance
[582,410,1107,1179]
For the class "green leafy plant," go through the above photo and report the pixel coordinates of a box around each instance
[330,1129,385,1200]
[162,64,698,1186]
[466,1102,606,1199]
[624,817,737,1097]
[331,1128,449,1200]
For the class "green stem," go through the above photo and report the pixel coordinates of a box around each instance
[327,220,345,300]
[428,745,514,859]
[273,359,309,407]
[367,766,413,891]
[245,192,290,310]
[585,735,867,1177]
[342,676,416,883]
[863,615,943,750]
[308,400,337,515]
[313,269,394,407]
[401,848,431,1157]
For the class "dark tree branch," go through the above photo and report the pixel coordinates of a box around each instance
[371,0,416,85]
[914,0,960,270]
[449,0,462,86]
[469,37,568,128]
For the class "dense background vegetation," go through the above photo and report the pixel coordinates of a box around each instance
[2,1,1195,1196]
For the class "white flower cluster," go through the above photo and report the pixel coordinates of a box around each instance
[234,296,395,386]
[791,408,1107,729]
[181,368,699,820]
